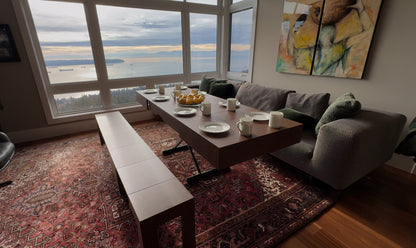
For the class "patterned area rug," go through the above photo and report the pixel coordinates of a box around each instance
[0,120,338,247]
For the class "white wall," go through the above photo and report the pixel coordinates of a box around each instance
[252,0,416,173]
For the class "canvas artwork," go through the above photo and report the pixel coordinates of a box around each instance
[276,0,382,79]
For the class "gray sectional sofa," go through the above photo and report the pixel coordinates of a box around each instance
[198,79,406,190]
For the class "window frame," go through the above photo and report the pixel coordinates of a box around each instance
[13,0,256,124]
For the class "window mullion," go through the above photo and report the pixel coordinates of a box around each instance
[182,10,191,84]
[83,1,111,108]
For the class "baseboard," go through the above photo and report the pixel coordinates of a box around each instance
[8,111,155,144]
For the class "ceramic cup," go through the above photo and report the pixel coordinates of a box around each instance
[171,90,181,102]
[175,84,182,90]
[200,101,211,116]
[237,116,253,137]
[227,98,238,112]
[158,85,165,95]
[269,111,284,128]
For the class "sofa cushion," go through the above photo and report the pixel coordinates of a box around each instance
[285,92,330,121]
[279,108,317,128]
[235,83,295,111]
[209,81,234,99]
[199,75,216,92]
[315,92,361,135]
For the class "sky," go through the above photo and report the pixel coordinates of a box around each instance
[28,0,252,62]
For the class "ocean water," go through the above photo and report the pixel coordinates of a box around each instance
[47,58,218,84]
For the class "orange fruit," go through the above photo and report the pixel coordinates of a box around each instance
[186,97,194,105]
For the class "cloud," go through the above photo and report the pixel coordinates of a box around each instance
[230,44,251,51]
[191,43,216,51]
[103,45,183,54]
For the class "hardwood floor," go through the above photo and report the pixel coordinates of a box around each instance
[280,165,416,248]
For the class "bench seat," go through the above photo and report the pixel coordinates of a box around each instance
[95,111,195,248]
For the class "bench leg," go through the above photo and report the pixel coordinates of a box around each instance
[181,200,196,248]
[140,220,159,248]
[115,171,127,196]
[98,129,105,145]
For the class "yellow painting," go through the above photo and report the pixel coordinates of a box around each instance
[276,0,383,79]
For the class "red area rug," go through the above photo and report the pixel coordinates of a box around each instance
[0,121,338,247]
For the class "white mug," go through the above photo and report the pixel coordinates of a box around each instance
[158,85,165,95]
[227,98,238,112]
[269,111,284,128]
[175,84,182,90]
[200,101,211,116]
[237,116,253,137]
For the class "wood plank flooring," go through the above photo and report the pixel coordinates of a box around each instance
[279,165,416,248]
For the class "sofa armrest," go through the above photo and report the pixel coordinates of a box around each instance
[312,109,406,189]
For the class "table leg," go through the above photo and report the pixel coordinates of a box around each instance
[162,139,189,156]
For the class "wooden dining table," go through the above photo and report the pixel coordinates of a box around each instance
[136,87,303,183]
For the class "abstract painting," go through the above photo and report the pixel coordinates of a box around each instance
[276,0,382,79]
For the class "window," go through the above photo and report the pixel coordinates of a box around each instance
[14,0,256,123]
[229,9,253,73]
[54,91,102,114]
[110,86,146,106]
[227,0,257,81]
[29,0,97,84]
[190,13,217,73]
[97,6,183,79]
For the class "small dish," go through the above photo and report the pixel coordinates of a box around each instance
[218,101,240,107]
[246,112,270,121]
[199,122,230,134]
[144,89,158,94]
[181,86,188,90]
[174,107,197,116]
[153,96,170,101]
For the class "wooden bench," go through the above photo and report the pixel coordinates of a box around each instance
[95,111,195,248]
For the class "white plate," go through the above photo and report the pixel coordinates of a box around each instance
[181,86,188,90]
[218,101,241,107]
[174,107,197,116]
[246,112,270,121]
[178,103,200,107]
[144,89,158,94]
[199,122,230,134]
[153,96,170,101]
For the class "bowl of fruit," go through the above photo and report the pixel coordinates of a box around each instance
[177,93,205,106]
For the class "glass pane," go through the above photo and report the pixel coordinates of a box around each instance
[54,91,102,114]
[28,0,97,84]
[190,14,217,73]
[187,0,217,5]
[110,86,146,105]
[229,9,253,73]
[97,6,183,79]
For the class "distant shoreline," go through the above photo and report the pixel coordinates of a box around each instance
[45,59,124,66]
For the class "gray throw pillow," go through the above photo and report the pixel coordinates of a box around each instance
[315,92,361,135]
[278,108,317,128]
[285,92,330,121]
[235,83,295,111]
[199,75,216,93]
